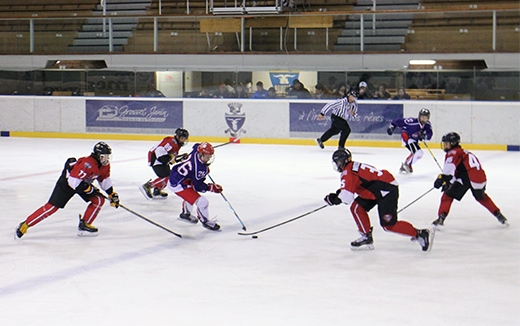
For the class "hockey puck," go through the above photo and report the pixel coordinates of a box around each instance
[252,235,258,239]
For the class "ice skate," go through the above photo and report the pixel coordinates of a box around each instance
[350,227,374,251]
[494,211,509,226]
[153,188,168,199]
[432,213,447,230]
[15,221,28,239]
[202,220,221,231]
[77,216,98,237]
[399,162,413,173]
[178,212,198,224]
[139,181,154,200]
[413,228,434,252]
[315,138,324,149]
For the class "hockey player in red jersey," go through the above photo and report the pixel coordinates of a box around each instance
[15,142,120,238]
[323,149,433,251]
[140,128,189,200]
[432,132,509,228]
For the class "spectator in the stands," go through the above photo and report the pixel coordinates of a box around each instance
[392,86,411,100]
[333,82,349,98]
[286,79,312,99]
[214,82,232,98]
[357,81,373,99]
[268,87,279,99]
[251,81,269,99]
[233,82,249,98]
[198,87,213,98]
[141,83,165,97]
[374,83,391,100]
[314,83,335,99]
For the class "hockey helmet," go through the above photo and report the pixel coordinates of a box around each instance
[441,132,461,152]
[347,89,359,99]
[175,128,189,146]
[418,108,431,124]
[332,148,352,172]
[93,141,112,166]
[197,142,215,165]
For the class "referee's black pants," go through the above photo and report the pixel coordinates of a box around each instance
[319,114,351,148]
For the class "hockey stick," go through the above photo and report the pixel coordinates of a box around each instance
[101,193,182,238]
[119,204,183,238]
[397,187,435,214]
[422,140,443,172]
[214,137,241,149]
[237,204,328,236]
[207,174,247,231]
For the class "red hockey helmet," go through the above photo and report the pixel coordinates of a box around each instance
[197,142,215,165]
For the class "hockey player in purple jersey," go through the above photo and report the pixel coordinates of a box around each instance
[168,142,223,231]
[387,108,433,173]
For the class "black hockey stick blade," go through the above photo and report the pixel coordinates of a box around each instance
[237,204,328,236]
[120,204,183,238]
[214,137,241,149]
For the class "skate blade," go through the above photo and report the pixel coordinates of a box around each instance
[350,244,374,251]
[138,185,154,201]
[77,230,98,237]
[426,228,436,252]
[177,217,198,225]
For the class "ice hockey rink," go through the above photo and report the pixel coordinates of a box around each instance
[1,137,519,326]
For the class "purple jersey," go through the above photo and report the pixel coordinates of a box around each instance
[169,143,210,192]
[391,117,433,141]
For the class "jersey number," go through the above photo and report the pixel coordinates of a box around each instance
[177,161,193,176]
[467,152,481,170]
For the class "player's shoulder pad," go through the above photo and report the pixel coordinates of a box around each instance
[352,161,361,172]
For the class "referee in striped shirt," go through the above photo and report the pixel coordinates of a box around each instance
[316,89,359,150]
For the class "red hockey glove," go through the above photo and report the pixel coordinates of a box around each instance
[208,183,223,193]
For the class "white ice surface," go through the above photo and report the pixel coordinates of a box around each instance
[1,137,519,326]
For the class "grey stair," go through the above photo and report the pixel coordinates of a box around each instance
[336,36,405,44]
[347,13,415,21]
[356,0,419,5]
[73,38,128,46]
[344,20,412,29]
[68,45,124,52]
[340,28,409,36]
[70,2,149,52]
[77,31,134,38]
[334,44,402,51]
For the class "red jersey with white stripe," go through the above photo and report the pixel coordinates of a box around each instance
[338,161,399,205]
[68,156,112,192]
[443,147,487,188]
[147,136,182,166]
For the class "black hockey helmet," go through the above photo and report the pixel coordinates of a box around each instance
[347,89,359,99]
[93,141,112,166]
[419,108,430,119]
[332,148,352,172]
[441,132,461,152]
[174,128,189,146]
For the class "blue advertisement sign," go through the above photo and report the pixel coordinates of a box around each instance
[86,100,183,133]
[289,102,403,134]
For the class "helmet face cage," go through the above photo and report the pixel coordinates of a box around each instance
[419,109,430,124]
[93,141,112,166]
[175,128,189,146]
[332,149,352,172]
[197,142,215,165]
[441,132,460,152]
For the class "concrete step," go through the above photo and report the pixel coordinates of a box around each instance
[93,9,148,15]
[336,35,405,44]
[72,38,128,46]
[81,23,137,31]
[357,0,419,5]
[68,44,124,52]
[333,43,402,51]
[95,3,151,11]
[353,4,420,11]
[86,17,139,24]
[344,20,412,29]
[347,13,414,21]
[77,31,134,38]
[340,28,409,36]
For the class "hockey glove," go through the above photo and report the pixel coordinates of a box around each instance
[208,183,223,193]
[418,130,427,141]
[387,125,395,136]
[109,192,120,208]
[324,193,342,206]
[172,153,189,164]
[434,174,452,191]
